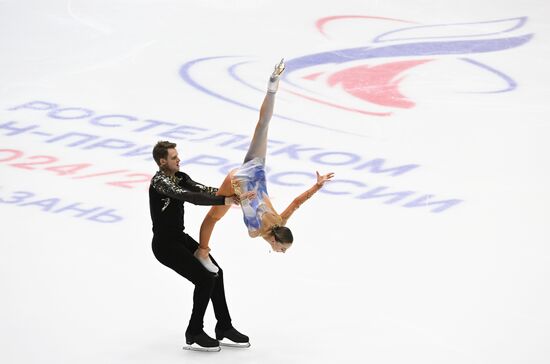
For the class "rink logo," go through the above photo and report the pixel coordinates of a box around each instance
[287,16,531,113]
[179,15,533,134]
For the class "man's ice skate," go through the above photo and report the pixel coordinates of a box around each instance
[215,326,251,348]
[194,248,219,274]
[267,58,285,93]
[183,330,221,352]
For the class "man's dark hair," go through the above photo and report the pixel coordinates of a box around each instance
[152,140,177,166]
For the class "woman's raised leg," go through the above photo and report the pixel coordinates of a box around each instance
[243,59,285,164]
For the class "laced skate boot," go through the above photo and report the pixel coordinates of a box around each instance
[194,248,219,274]
[267,58,285,93]
[215,326,251,348]
[184,330,221,352]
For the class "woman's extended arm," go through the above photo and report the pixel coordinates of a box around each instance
[280,171,334,223]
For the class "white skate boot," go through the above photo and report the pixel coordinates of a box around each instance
[194,249,219,274]
[267,58,285,93]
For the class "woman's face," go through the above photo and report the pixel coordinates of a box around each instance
[269,238,291,253]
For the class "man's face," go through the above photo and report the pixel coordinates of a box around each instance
[160,148,180,174]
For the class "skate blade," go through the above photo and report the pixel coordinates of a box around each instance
[183,343,221,352]
[219,339,251,348]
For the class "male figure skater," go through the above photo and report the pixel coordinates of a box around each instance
[149,141,250,351]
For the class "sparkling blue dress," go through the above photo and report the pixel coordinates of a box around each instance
[232,157,272,235]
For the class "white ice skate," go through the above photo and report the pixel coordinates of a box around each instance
[267,58,285,93]
[194,249,219,274]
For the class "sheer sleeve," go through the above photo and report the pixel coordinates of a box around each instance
[176,172,219,195]
[152,172,225,206]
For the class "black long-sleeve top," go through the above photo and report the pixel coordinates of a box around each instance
[149,170,224,235]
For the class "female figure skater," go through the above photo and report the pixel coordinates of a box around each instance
[194,59,335,273]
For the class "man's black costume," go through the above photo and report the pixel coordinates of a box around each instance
[149,170,234,345]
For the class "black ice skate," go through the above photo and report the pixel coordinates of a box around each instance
[183,330,221,352]
[215,326,251,348]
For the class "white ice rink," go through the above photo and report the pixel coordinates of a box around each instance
[1,1,549,363]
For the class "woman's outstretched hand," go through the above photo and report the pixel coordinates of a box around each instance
[316,171,335,187]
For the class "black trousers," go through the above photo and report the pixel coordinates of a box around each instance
[152,232,232,335]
